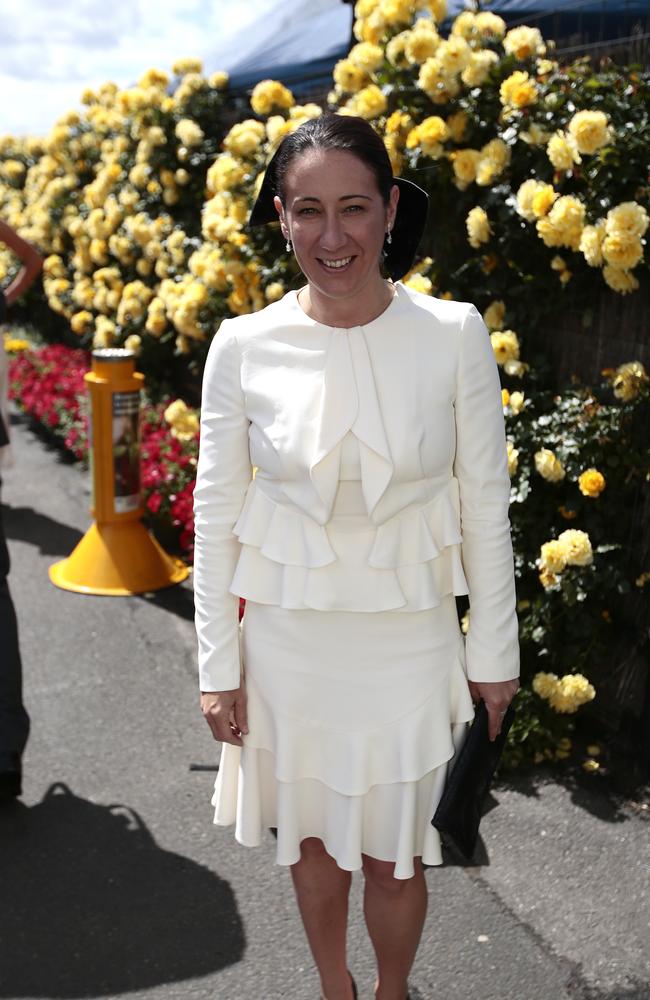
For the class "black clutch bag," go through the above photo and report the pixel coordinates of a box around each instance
[432,699,515,860]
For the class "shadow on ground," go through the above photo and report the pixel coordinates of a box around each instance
[2,503,83,558]
[0,782,244,997]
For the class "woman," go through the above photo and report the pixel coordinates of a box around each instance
[0,218,43,803]
[194,113,519,1000]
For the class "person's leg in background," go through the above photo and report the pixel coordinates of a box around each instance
[0,477,30,802]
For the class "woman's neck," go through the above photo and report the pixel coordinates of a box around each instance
[297,278,396,329]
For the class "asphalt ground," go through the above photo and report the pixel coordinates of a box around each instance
[0,412,648,1000]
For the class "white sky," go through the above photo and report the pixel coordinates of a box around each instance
[0,0,288,137]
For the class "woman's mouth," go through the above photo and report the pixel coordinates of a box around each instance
[318,255,354,272]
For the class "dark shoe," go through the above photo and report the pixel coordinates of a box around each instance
[0,770,21,803]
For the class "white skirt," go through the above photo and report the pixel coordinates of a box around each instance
[212,593,475,879]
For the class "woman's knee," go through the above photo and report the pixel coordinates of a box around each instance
[296,836,330,861]
[362,854,421,891]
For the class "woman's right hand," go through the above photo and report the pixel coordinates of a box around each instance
[200,683,249,747]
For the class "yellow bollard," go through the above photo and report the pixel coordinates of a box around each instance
[49,349,189,596]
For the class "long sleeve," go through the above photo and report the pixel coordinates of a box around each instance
[193,321,252,691]
[452,305,520,682]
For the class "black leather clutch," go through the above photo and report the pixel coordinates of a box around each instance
[432,699,515,860]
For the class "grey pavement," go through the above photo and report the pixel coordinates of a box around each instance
[1,412,648,1000]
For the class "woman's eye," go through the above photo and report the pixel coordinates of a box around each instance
[344,204,363,213]
[297,207,318,216]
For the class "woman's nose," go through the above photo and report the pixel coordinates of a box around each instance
[319,212,347,251]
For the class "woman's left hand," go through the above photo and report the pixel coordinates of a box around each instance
[468,679,520,742]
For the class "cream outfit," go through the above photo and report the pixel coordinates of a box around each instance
[193,281,519,876]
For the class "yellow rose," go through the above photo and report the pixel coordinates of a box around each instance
[380,0,413,27]
[558,528,593,566]
[539,539,567,574]
[547,131,581,171]
[534,448,566,482]
[466,206,492,248]
[520,123,550,146]
[206,155,246,194]
[499,70,538,109]
[265,281,285,303]
[209,70,229,90]
[70,310,94,335]
[347,84,387,120]
[124,334,142,355]
[490,330,520,366]
[567,110,611,155]
[603,266,639,295]
[348,41,384,71]
[476,138,510,186]
[333,58,369,93]
[509,390,525,414]
[536,195,586,251]
[530,184,558,218]
[406,116,449,158]
[579,222,606,267]
[404,274,432,295]
[224,119,266,157]
[450,149,480,190]
[461,50,499,88]
[611,360,648,401]
[172,57,203,76]
[175,118,204,147]
[405,22,440,64]
[386,31,410,68]
[533,672,559,700]
[503,175,538,217]
[548,674,596,714]
[475,11,506,37]
[601,232,643,271]
[436,36,471,76]
[578,468,606,497]
[605,201,649,238]
[451,11,477,38]
[483,300,506,331]
[503,25,545,60]
[418,57,461,103]
[250,79,294,116]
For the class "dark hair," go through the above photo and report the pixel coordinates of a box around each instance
[273,112,394,208]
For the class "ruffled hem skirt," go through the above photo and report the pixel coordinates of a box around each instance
[212,595,475,880]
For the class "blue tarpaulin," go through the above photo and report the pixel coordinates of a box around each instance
[214,0,649,93]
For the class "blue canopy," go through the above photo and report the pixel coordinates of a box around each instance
[214,0,648,95]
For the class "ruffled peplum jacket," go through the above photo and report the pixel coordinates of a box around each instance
[193,281,520,693]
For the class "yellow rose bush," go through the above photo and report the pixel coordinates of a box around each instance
[1,11,649,771]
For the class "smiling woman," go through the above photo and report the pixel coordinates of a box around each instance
[274,147,399,326]
[194,113,520,1000]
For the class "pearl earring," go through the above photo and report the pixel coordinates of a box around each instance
[285,238,292,252]
[386,229,392,245]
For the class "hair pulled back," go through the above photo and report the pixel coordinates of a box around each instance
[273,113,394,207]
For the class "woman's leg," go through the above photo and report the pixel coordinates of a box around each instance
[362,855,428,1000]
[290,837,355,1000]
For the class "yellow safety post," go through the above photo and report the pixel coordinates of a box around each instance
[49,348,189,595]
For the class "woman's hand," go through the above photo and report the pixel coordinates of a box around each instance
[468,678,519,742]
[200,682,249,747]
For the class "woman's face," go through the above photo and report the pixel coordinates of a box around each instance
[274,148,399,305]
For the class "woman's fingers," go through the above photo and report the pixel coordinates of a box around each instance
[469,679,520,742]
[201,690,248,746]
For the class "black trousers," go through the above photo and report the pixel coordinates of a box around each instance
[0,476,30,772]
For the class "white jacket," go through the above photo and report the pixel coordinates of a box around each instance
[193,282,519,691]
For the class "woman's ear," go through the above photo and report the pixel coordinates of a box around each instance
[273,195,287,237]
